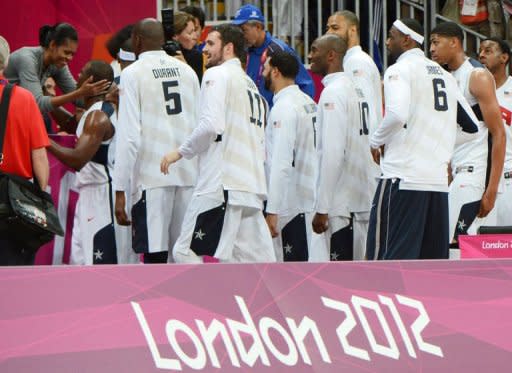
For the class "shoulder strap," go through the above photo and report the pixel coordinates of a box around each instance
[0,84,14,163]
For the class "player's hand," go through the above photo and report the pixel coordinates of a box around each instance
[477,188,497,218]
[115,191,131,226]
[265,214,279,238]
[160,150,182,174]
[79,76,111,97]
[370,145,385,165]
[312,213,329,234]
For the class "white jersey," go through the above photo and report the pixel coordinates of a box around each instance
[265,85,317,215]
[178,58,267,208]
[371,48,479,192]
[495,76,512,170]
[343,45,383,137]
[316,72,375,217]
[75,101,114,189]
[451,58,489,179]
[113,50,200,193]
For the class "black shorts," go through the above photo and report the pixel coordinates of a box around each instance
[366,179,449,260]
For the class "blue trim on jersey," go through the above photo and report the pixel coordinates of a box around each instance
[468,58,485,68]
[470,103,484,121]
[457,102,479,133]
[101,101,115,117]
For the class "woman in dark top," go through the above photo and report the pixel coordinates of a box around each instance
[173,11,204,83]
[5,23,109,130]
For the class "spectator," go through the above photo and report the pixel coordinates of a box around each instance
[0,36,50,265]
[4,23,110,132]
[174,11,204,82]
[181,5,206,49]
[232,4,315,108]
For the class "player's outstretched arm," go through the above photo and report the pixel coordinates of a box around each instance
[48,110,112,171]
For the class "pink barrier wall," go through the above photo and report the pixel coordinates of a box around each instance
[1,260,512,372]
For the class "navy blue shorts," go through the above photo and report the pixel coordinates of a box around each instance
[366,179,449,260]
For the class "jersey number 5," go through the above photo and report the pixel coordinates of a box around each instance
[162,81,182,115]
[432,78,448,112]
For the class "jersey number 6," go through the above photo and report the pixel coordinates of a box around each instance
[432,78,448,112]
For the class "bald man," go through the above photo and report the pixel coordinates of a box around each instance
[310,34,376,262]
[113,18,201,263]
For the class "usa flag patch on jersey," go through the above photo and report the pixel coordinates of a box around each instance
[273,121,281,128]
[388,74,400,81]
[324,102,335,110]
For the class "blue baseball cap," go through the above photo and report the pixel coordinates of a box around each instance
[232,4,265,25]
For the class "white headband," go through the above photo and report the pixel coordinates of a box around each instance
[393,20,424,44]
[118,48,136,61]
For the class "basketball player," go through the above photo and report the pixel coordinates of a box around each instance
[310,34,375,261]
[49,60,129,264]
[160,24,275,264]
[479,37,512,225]
[325,10,383,137]
[263,50,317,262]
[367,19,479,260]
[430,22,505,243]
[113,18,200,263]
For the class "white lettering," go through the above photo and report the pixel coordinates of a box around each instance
[352,296,399,359]
[131,301,182,370]
[196,319,241,368]
[259,317,299,365]
[226,296,271,367]
[286,316,332,364]
[396,295,444,357]
[166,320,207,370]
[321,296,370,361]
[379,295,417,358]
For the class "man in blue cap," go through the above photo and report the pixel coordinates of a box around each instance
[233,4,314,107]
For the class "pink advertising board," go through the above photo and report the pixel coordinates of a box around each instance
[459,234,512,258]
[1,260,512,372]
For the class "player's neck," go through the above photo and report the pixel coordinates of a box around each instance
[447,51,466,71]
[273,79,294,95]
[347,37,359,50]
[84,95,104,109]
[493,69,508,89]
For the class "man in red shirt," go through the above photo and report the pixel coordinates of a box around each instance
[0,36,50,265]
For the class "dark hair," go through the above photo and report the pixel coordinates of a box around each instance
[181,6,206,29]
[83,60,114,84]
[39,23,78,48]
[120,38,133,53]
[268,50,299,80]
[431,21,464,42]
[211,24,246,61]
[483,37,511,60]
[332,10,360,34]
[106,24,134,59]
